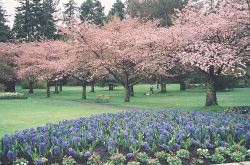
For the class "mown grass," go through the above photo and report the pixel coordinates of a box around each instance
[0,84,249,137]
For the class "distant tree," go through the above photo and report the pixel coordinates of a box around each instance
[172,0,249,106]
[17,42,43,93]
[40,0,59,39]
[12,0,59,40]
[61,18,169,102]
[0,1,10,42]
[12,0,34,40]
[126,0,188,26]
[63,0,78,24]
[0,43,18,92]
[79,0,105,25]
[17,41,69,97]
[107,0,125,21]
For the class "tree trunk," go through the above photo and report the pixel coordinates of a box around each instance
[180,79,186,91]
[29,81,34,93]
[59,80,62,92]
[4,81,15,92]
[90,83,95,93]
[108,84,114,91]
[46,81,50,97]
[129,85,134,97]
[55,81,59,94]
[156,81,159,89]
[206,75,218,106]
[82,80,87,99]
[160,83,167,93]
[124,85,130,102]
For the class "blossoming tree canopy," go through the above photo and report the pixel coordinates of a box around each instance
[62,17,170,102]
[0,43,17,81]
[0,43,18,92]
[17,42,45,93]
[65,47,108,99]
[18,41,70,96]
[171,0,250,106]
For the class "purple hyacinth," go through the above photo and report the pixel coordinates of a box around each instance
[3,136,11,150]
[246,131,250,148]
[84,151,91,157]
[126,153,135,158]
[143,142,151,151]
[161,144,169,151]
[192,140,199,147]
[173,143,181,151]
[7,150,16,161]
[36,160,43,165]
[205,142,214,149]
[25,146,32,155]
[53,146,61,155]
[68,148,77,157]
[63,141,69,148]
[39,142,46,153]
[220,141,229,147]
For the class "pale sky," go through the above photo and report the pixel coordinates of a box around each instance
[1,0,125,27]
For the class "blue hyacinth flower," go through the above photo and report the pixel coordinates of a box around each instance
[7,150,16,161]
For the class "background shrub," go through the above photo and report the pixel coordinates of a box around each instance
[0,92,28,99]
[0,83,5,92]
[20,81,46,89]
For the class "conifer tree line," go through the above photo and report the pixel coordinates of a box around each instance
[0,0,190,42]
[0,0,126,42]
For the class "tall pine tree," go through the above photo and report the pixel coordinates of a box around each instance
[0,0,10,42]
[107,0,125,21]
[12,0,35,41]
[80,0,105,26]
[127,0,188,26]
[41,0,59,39]
[12,0,59,41]
[63,0,78,24]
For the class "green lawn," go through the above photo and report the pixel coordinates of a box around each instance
[0,84,249,137]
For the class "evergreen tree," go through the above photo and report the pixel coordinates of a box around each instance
[126,0,188,26]
[12,0,34,40]
[63,0,78,24]
[80,0,105,26]
[12,0,59,41]
[41,0,59,39]
[0,0,10,42]
[32,0,43,38]
[107,0,125,21]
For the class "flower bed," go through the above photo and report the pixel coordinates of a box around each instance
[0,110,249,165]
[0,92,27,100]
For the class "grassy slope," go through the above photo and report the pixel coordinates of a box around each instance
[0,84,249,137]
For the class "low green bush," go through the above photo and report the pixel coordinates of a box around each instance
[0,92,28,99]
[20,81,46,89]
[0,83,5,92]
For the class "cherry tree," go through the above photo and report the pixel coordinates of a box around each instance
[65,47,107,99]
[61,18,170,102]
[17,42,44,93]
[18,41,70,97]
[169,0,250,106]
[0,43,18,92]
[40,41,70,97]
